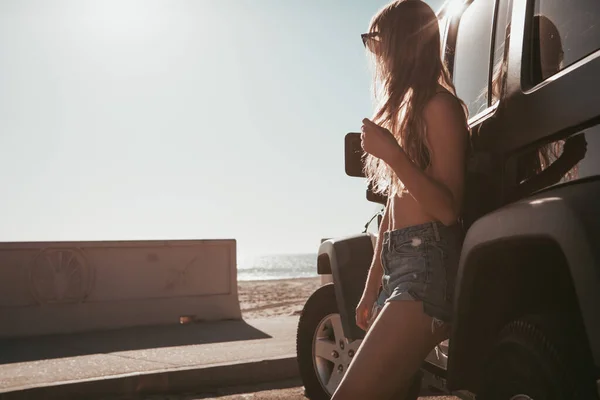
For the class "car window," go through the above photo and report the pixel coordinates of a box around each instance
[530,0,600,84]
[513,124,600,200]
[490,0,512,105]
[453,0,496,118]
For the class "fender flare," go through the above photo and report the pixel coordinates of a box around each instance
[448,180,600,388]
[317,233,375,341]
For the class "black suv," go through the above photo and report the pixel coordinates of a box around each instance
[297,0,600,398]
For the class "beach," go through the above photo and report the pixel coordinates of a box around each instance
[238,277,322,319]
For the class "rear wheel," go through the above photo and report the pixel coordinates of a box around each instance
[479,313,598,400]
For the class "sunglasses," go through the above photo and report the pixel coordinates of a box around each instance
[361,32,380,48]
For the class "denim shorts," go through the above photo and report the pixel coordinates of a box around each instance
[374,221,464,324]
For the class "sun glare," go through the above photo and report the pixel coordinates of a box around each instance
[444,0,468,18]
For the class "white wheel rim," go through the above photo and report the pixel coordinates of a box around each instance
[312,313,361,395]
[510,396,534,400]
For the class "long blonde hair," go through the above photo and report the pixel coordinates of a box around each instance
[363,0,465,196]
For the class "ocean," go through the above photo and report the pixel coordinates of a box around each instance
[237,253,319,281]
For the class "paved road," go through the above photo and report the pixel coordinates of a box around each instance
[140,379,460,400]
[1,317,299,395]
[197,387,458,400]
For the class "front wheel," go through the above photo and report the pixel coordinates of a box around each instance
[478,313,598,400]
[296,284,361,400]
[296,283,424,399]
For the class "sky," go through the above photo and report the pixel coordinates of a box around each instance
[0,0,443,261]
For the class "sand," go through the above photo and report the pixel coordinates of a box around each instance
[237,277,322,319]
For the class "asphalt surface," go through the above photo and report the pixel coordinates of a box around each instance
[197,388,459,400]
[138,379,460,400]
[2,316,461,400]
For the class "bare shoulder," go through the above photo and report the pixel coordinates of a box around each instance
[424,89,465,123]
[422,89,468,141]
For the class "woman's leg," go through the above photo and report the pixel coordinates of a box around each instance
[331,300,450,400]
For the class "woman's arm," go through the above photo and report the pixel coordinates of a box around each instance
[356,200,390,331]
[362,199,390,297]
[362,94,468,226]
[390,94,468,225]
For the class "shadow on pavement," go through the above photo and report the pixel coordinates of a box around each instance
[0,319,270,364]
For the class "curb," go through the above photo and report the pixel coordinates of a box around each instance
[0,356,299,400]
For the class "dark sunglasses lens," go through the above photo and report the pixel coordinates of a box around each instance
[361,34,368,47]
[362,33,379,50]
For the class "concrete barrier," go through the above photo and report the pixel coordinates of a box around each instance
[0,239,241,338]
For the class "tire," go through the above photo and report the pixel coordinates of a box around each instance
[297,284,360,400]
[296,283,423,400]
[479,313,598,400]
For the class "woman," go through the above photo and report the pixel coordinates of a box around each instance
[332,1,469,399]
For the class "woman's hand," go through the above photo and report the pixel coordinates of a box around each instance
[360,118,402,164]
[355,289,378,331]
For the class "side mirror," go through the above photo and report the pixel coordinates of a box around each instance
[345,132,365,178]
[345,132,387,204]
